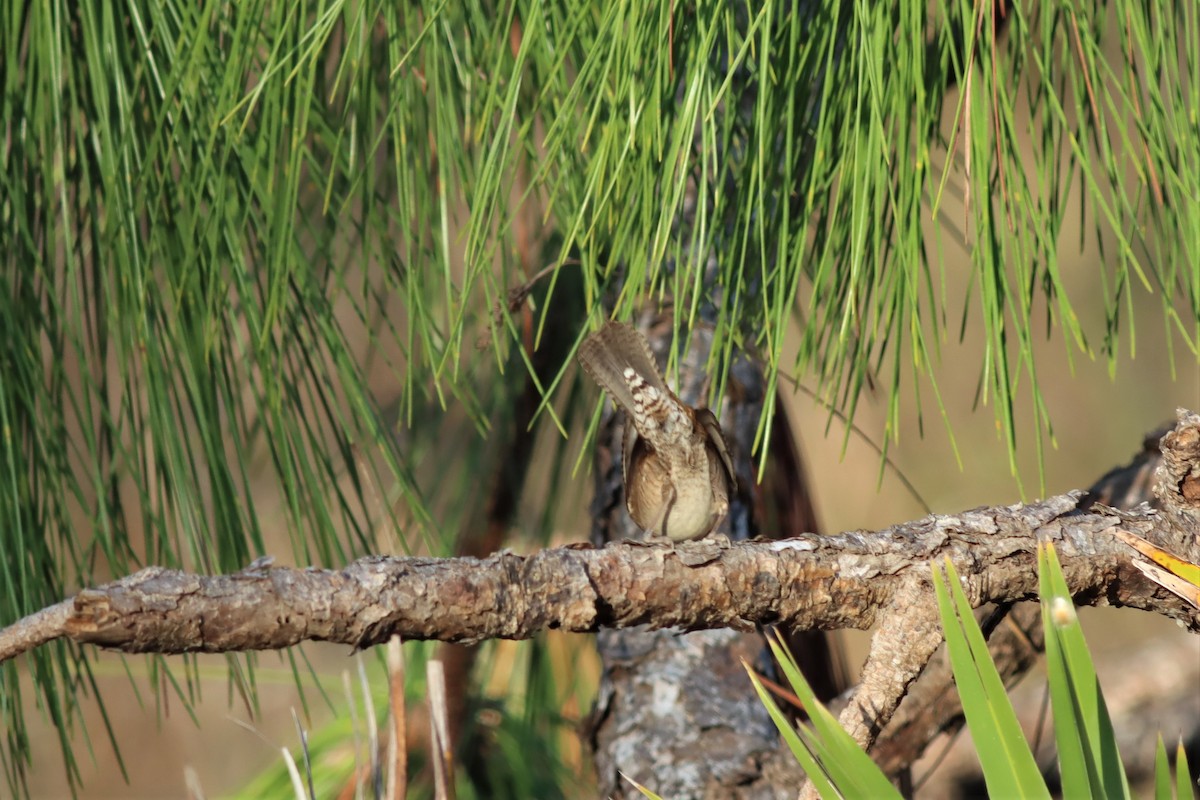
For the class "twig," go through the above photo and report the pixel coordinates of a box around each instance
[426,660,454,800]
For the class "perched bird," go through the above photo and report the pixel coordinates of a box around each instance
[578,321,736,541]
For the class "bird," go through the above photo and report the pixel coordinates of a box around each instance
[578,321,736,542]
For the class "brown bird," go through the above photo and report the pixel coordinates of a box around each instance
[578,321,736,542]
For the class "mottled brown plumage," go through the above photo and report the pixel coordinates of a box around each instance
[579,322,735,541]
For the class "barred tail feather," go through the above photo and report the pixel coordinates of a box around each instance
[578,322,670,414]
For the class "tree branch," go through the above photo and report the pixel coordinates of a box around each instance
[834,574,947,751]
[2,465,1197,664]
[870,412,1182,778]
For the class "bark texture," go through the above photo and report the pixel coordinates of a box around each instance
[0,411,1196,800]
[871,413,1179,780]
[585,316,784,799]
[1,441,1195,662]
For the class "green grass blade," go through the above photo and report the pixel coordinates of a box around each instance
[1039,543,1132,799]
[1175,740,1195,800]
[763,634,900,798]
[934,559,1051,799]
[1153,735,1172,800]
[744,662,842,799]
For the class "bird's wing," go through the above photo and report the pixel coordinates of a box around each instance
[695,408,736,492]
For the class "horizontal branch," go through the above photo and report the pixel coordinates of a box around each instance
[1,493,1196,665]
[2,409,1197,665]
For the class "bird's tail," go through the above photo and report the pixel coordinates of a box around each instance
[577,322,671,415]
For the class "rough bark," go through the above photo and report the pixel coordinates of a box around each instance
[1,412,1195,661]
[1,410,1196,800]
[585,315,784,800]
[870,415,1176,781]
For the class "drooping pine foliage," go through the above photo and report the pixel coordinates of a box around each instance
[1,0,1196,793]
